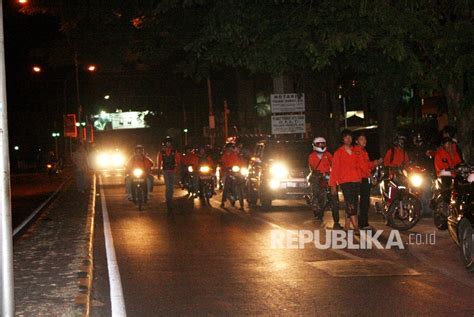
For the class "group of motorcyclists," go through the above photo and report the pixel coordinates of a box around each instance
[123,125,466,226]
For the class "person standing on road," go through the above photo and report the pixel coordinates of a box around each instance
[329,129,361,231]
[157,136,181,214]
[354,133,382,229]
[71,143,89,194]
[308,137,341,229]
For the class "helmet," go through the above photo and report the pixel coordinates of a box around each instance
[393,134,407,148]
[134,144,144,153]
[467,173,474,183]
[312,137,327,153]
[163,136,172,145]
[441,137,453,145]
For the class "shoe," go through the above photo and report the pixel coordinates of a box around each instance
[332,222,342,230]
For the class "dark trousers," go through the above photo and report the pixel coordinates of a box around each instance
[340,182,360,217]
[163,170,176,210]
[309,176,340,223]
[359,178,371,227]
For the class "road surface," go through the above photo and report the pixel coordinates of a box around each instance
[92,176,474,316]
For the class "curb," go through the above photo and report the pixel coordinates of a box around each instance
[75,175,97,316]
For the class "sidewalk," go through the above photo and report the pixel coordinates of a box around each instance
[13,178,95,316]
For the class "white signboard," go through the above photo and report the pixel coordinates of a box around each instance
[271,93,305,113]
[93,111,149,131]
[271,114,306,134]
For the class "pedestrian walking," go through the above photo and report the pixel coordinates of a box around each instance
[157,136,181,215]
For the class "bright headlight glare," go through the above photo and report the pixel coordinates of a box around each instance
[240,167,249,176]
[188,166,194,173]
[410,174,423,187]
[133,168,144,178]
[269,179,280,190]
[270,163,289,179]
[232,165,241,173]
[96,153,110,167]
[199,165,210,173]
[112,153,125,167]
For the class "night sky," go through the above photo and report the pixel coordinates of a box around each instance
[4,1,61,158]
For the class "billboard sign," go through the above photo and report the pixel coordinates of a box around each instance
[270,93,305,113]
[271,114,306,134]
[93,111,149,131]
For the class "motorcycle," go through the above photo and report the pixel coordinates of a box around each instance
[223,165,248,210]
[305,171,332,219]
[374,165,424,230]
[131,168,148,211]
[197,164,215,205]
[46,161,61,177]
[180,165,195,195]
[446,164,474,269]
[431,170,455,230]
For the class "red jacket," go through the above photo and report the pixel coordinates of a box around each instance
[434,147,462,176]
[126,154,154,173]
[220,151,243,169]
[384,147,409,168]
[181,152,200,168]
[157,148,181,172]
[308,151,332,174]
[353,145,376,178]
[329,146,361,186]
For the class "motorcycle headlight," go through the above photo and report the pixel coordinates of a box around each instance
[133,168,144,178]
[112,153,125,167]
[232,165,241,173]
[410,174,423,188]
[46,164,52,169]
[199,165,211,173]
[188,166,194,173]
[240,167,249,176]
[270,163,289,179]
[96,153,110,168]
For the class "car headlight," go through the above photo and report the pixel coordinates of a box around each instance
[133,168,144,178]
[112,153,125,167]
[96,153,110,168]
[240,167,249,176]
[188,166,194,173]
[270,163,289,179]
[232,165,241,173]
[410,174,423,187]
[199,165,211,173]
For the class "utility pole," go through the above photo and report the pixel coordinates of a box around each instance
[0,2,15,315]
[223,100,229,141]
[207,77,215,148]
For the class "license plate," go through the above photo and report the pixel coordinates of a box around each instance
[287,182,297,188]
[299,183,308,188]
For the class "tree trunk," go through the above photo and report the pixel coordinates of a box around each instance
[445,83,473,163]
[375,93,398,156]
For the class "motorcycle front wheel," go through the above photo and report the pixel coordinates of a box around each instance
[388,193,421,231]
[458,218,473,270]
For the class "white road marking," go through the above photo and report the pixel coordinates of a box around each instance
[99,175,127,317]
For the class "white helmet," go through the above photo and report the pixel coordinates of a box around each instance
[467,173,474,183]
[439,169,452,177]
[313,137,327,153]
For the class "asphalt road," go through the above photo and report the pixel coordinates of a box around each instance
[92,176,474,316]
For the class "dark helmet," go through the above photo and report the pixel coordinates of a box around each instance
[135,144,145,152]
[163,136,173,145]
[393,134,407,148]
[441,136,453,145]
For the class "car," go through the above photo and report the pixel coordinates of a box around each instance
[246,139,311,209]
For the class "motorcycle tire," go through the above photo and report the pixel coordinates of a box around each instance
[458,218,473,270]
[135,186,143,211]
[433,199,449,230]
[388,193,421,231]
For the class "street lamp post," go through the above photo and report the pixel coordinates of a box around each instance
[52,132,60,158]
[183,129,188,147]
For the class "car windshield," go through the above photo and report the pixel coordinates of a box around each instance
[264,142,311,167]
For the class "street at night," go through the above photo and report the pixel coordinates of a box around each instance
[1,0,473,316]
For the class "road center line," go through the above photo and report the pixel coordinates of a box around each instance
[98,175,127,317]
